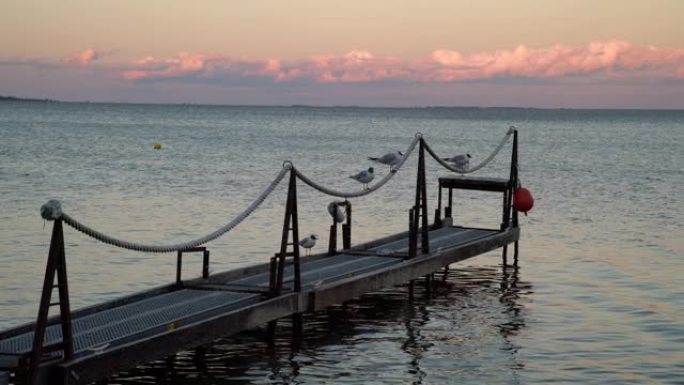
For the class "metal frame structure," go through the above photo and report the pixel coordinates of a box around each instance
[29,219,74,385]
[2,130,525,384]
[434,128,520,266]
[409,138,430,258]
[176,247,210,286]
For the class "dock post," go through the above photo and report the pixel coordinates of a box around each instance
[176,251,183,285]
[328,220,337,256]
[328,201,352,255]
[269,169,302,343]
[202,249,210,279]
[272,170,301,296]
[408,208,416,258]
[408,280,415,299]
[434,184,442,227]
[446,188,453,219]
[342,201,352,250]
[416,139,430,254]
[29,219,74,385]
[511,129,520,267]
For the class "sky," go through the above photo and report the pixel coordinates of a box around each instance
[1,0,684,108]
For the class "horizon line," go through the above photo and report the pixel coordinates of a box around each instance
[2,95,683,112]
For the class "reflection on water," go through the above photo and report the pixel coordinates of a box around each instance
[101,265,530,385]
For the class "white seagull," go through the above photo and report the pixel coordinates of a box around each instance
[299,234,318,256]
[368,151,404,170]
[327,202,346,223]
[350,167,375,189]
[443,153,471,171]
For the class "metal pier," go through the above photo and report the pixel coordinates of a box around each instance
[0,129,524,385]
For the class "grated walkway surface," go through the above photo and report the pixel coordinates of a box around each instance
[0,226,497,363]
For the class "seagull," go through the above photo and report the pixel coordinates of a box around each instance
[299,234,318,256]
[368,151,404,170]
[443,153,471,170]
[350,167,375,189]
[327,202,346,223]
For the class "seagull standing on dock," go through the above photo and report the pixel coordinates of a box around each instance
[327,202,346,223]
[443,153,471,171]
[350,167,374,189]
[368,151,404,170]
[299,234,318,256]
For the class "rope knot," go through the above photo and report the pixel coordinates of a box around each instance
[414,132,423,139]
[40,199,63,221]
[282,160,294,170]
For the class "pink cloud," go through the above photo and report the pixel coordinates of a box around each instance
[116,41,684,84]
[122,52,218,80]
[429,40,684,81]
[65,48,100,66]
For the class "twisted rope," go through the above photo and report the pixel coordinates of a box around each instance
[293,135,421,198]
[40,130,510,253]
[53,167,290,253]
[423,127,514,174]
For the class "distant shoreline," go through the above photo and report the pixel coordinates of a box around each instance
[1,95,682,111]
[0,95,58,103]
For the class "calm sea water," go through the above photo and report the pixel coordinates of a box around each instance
[0,102,683,384]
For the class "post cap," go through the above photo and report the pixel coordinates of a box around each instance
[40,199,63,220]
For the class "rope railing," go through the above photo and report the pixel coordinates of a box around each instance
[38,130,510,253]
[423,127,514,174]
[293,134,420,198]
[41,167,290,253]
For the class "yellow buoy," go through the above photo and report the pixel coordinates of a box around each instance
[153,142,162,150]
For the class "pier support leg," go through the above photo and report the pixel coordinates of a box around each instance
[408,280,415,300]
[424,274,432,297]
[502,245,508,267]
[267,320,277,346]
[291,313,303,350]
[513,241,519,266]
[442,266,449,281]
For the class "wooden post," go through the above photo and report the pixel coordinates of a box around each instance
[29,220,74,385]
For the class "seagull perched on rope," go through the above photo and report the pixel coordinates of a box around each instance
[369,151,404,171]
[327,202,346,223]
[299,234,318,256]
[350,167,374,189]
[443,153,471,171]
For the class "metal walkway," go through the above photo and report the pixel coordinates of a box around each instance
[0,226,496,367]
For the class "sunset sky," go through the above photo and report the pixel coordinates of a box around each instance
[2,0,683,108]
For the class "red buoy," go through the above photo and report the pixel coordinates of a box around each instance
[513,187,534,215]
